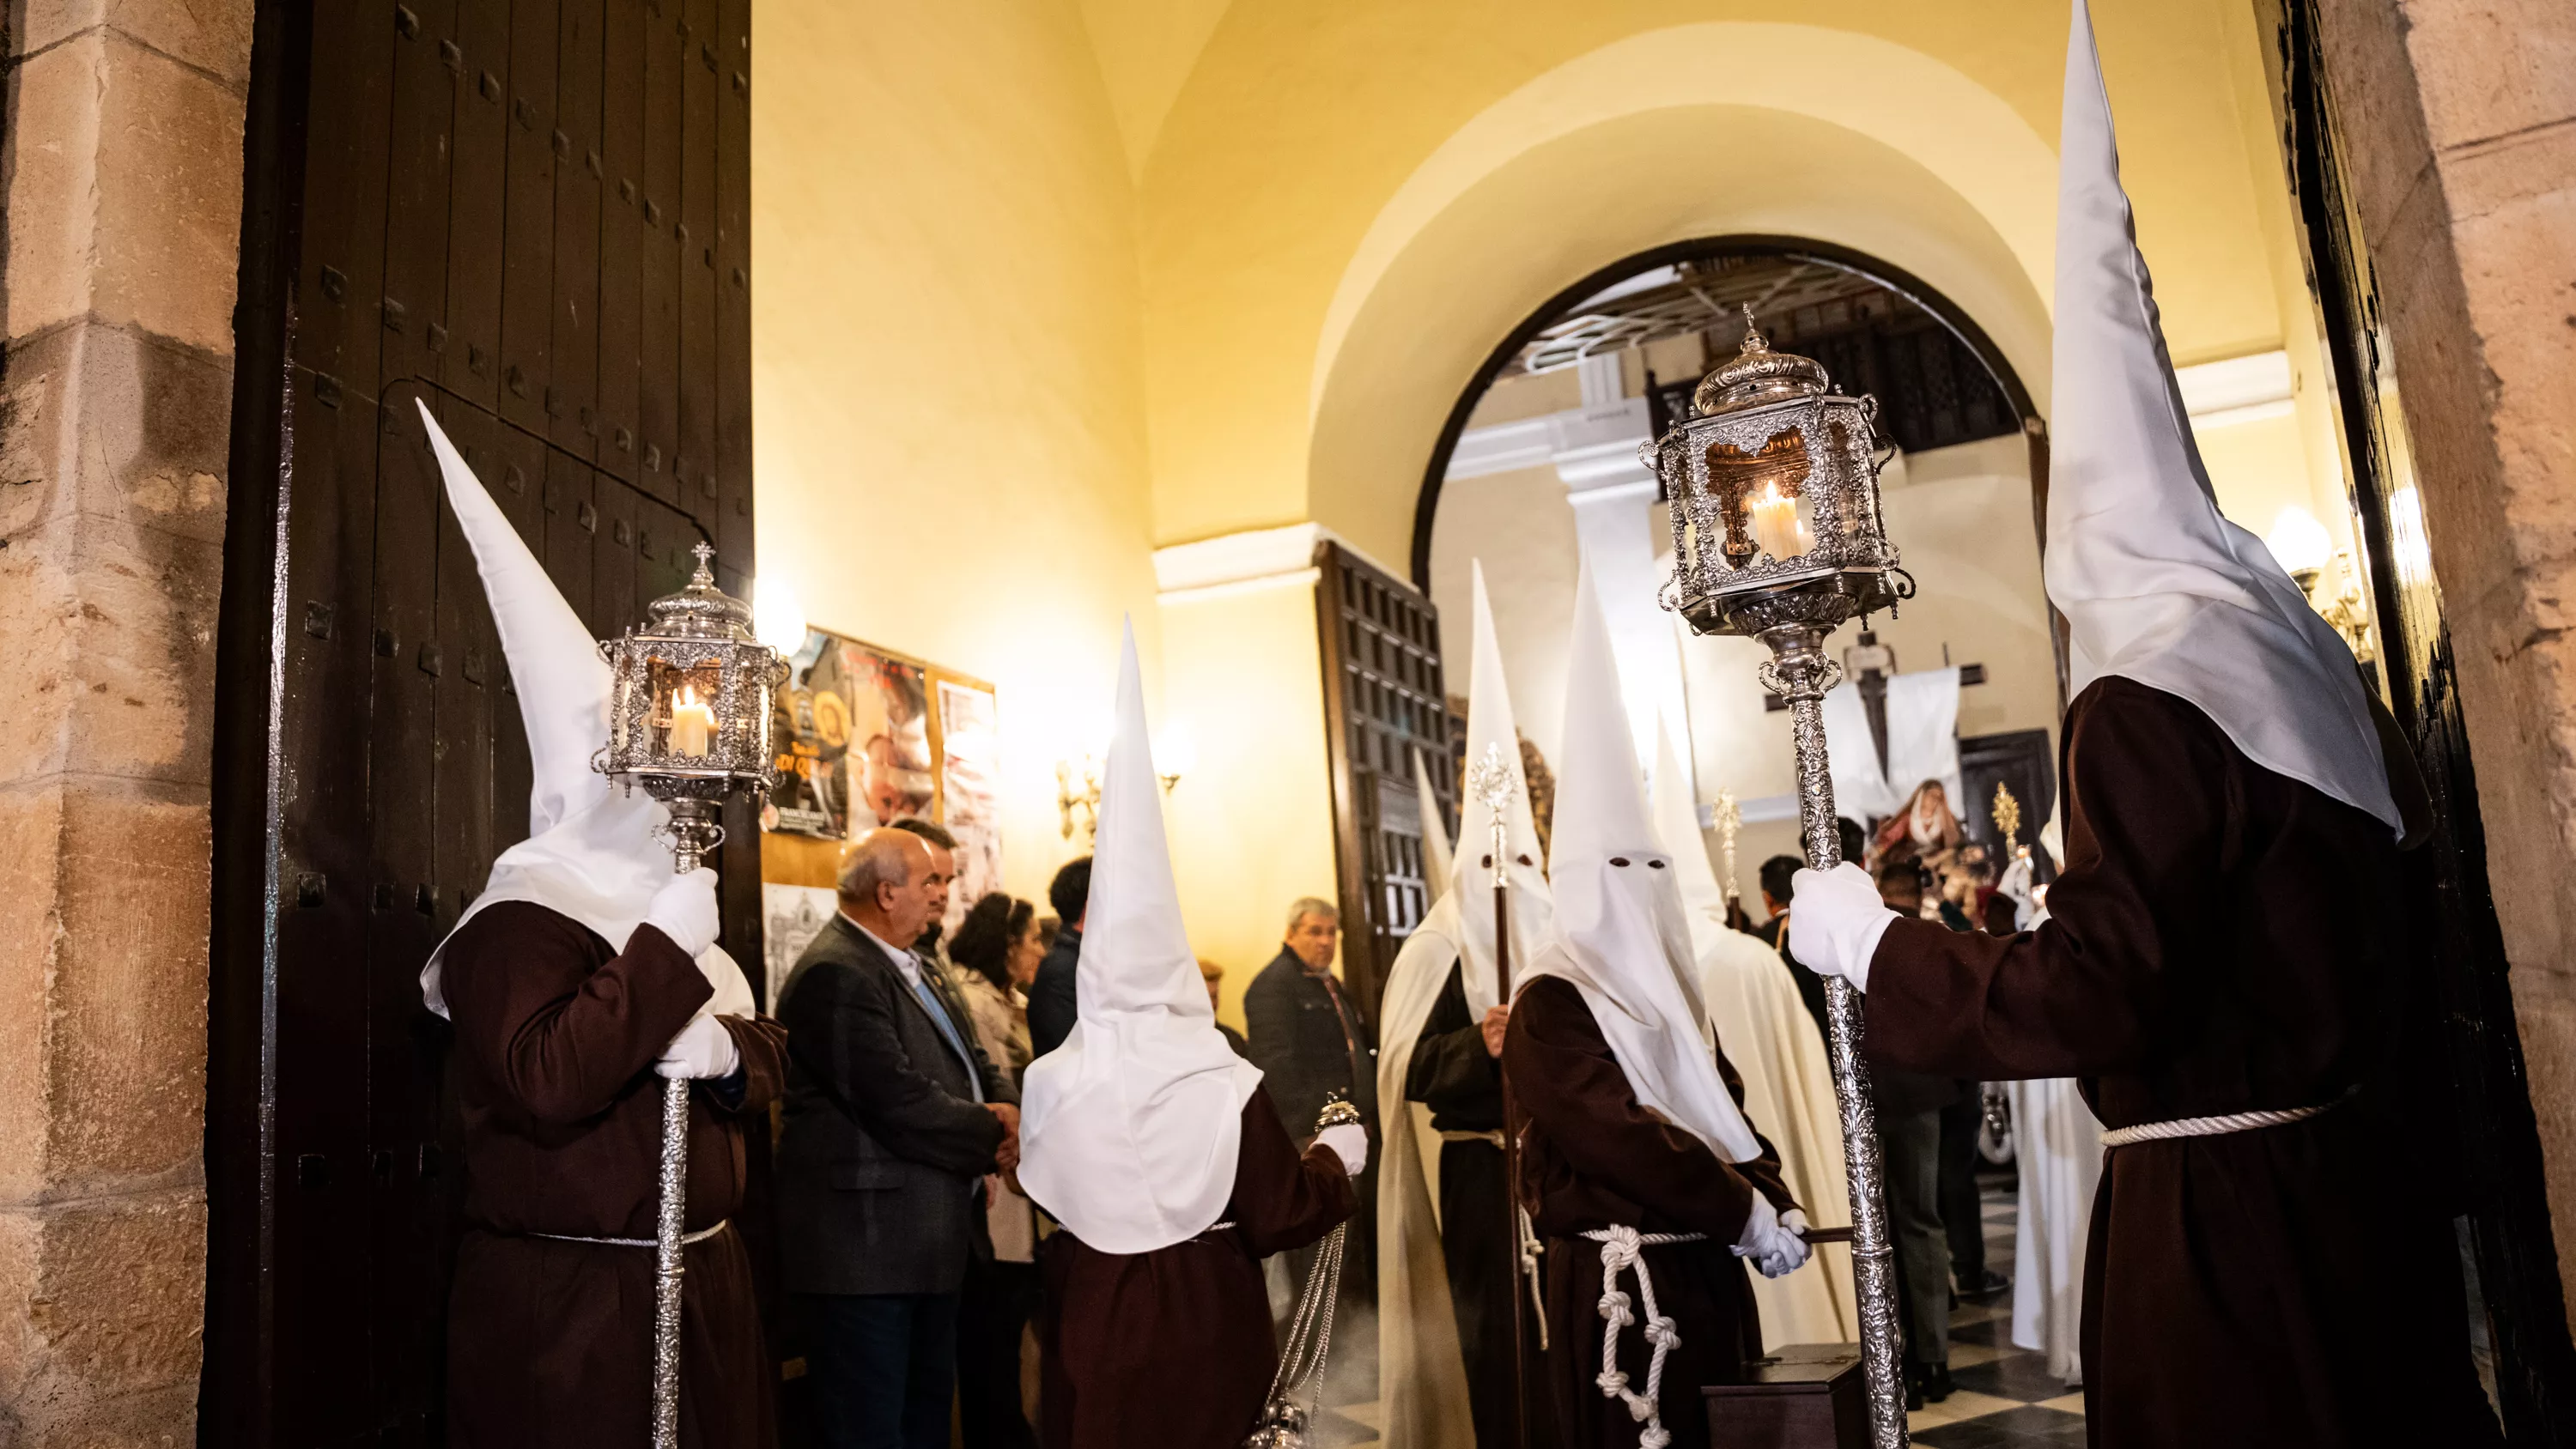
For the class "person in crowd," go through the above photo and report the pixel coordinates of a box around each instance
[889,817,960,961]
[1376,559,1552,1449]
[1652,727,1861,1349]
[948,892,1047,1449]
[418,406,787,1449]
[1245,899,1375,1142]
[1869,862,1959,1406]
[1025,857,1092,1057]
[1503,564,1809,1449]
[1200,960,1251,1057]
[1785,8,2499,1443]
[1247,897,1380,1360]
[1021,626,1362,1448]
[775,828,1022,1449]
[1753,854,1801,952]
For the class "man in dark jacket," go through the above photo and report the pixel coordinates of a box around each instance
[1243,898,1376,1139]
[775,828,1021,1449]
[1024,856,1091,1058]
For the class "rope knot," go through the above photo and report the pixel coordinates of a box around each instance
[1580,1225,1708,1449]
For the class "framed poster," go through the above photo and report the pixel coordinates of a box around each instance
[933,676,1004,935]
[767,628,937,839]
[762,627,1004,941]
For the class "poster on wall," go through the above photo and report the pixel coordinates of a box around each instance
[762,882,839,1006]
[936,677,1005,935]
[767,628,938,839]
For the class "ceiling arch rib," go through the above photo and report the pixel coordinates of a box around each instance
[1305,100,2053,572]
[1309,21,2061,426]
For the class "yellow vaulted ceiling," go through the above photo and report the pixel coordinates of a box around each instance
[1113,0,2289,563]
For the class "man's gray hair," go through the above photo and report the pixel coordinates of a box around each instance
[839,831,917,902]
[1285,897,1340,935]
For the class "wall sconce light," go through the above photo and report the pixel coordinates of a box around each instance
[1057,755,1101,842]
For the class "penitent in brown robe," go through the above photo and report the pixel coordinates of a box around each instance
[1862,676,2500,1448]
[1036,1084,1354,1449]
[1503,974,1799,1449]
[440,900,790,1449]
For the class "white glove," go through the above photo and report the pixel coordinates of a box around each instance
[656,1012,742,1080]
[1788,862,1899,992]
[1313,1123,1370,1178]
[1732,1188,1780,1258]
[1758,1208,1814,1279]
[1730,1197,1812,1279]
[641,868,721,959]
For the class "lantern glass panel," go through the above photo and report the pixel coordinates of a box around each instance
[647,655,725,759]
[1707,427,1816,567]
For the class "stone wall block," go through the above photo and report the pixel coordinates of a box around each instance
[0,508,224,792]
[11,0,257,85]
[43,783,207,1193]
[2,34,109,344]
[2397,0,2576,149]
[0,785,67,1207]
[0,1190,204,1438]
[0,516,82,790]
[2319,0,2443,242]
[86,33,246,359]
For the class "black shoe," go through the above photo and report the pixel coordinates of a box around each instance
[1923,1365,1955,1403]
[1959,1268,2012,1300]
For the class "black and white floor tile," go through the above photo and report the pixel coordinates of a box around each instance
[1907,1175,2087,1448]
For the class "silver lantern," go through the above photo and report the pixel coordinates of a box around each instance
[595,542,790,871]
[1645,312,1914,1449]
[591,540,787,1449]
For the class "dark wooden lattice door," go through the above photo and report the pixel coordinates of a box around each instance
[1315,543,1454,1023]
[209,1,756,1442]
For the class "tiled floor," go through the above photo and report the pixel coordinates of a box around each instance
[1909,1173,2088,1448]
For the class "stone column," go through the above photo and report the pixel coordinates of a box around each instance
[0,3,251,1440]
[2312,0,2576,1312]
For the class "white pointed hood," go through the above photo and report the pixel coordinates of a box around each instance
[2045,1,2397,834]
[1526,561,1762,1165]
[1649,721,1731,946]
[416,403,752,1019]
[1451,561,1553,1014]
[1413,748,1455,907]
[1020,621,1265,1254]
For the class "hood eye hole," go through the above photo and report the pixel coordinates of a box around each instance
[1516,853,1533,866]
[1609,856,1631,868]
[1648,858,1667,869]
[1481,853,1494,868]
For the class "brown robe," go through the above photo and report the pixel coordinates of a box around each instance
[1036,1084,1354,1449]
[440,900,790,1449]
[1502,973,1799,1449]
[1863,676,2499,1448]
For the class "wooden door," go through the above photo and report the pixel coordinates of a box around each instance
[2270,0,2576,1434]
[1315,543,1454,1024]
[208,2,756,1441]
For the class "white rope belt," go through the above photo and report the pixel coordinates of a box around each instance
[1439,1129,1506,1147]
[1579,1226,1706,1449]
[2100,1088,2354,1148]
[527,1218,730,1249]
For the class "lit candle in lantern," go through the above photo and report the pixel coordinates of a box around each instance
[668,684,715,757]
[1747,482,1811,561]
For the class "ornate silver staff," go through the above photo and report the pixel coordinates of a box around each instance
[1643,312,1913,1447]
[594,543,788,1448]
[1715,785,1743,914]
[1462,742,1534,1449]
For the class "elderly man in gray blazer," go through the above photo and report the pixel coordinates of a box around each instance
[776,828,1020,1449]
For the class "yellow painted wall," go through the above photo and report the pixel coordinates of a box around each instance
[1157,578,1340,1030]
[753,0,1154,913]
